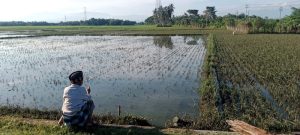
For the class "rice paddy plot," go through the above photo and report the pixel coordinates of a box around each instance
[0,35,206,126]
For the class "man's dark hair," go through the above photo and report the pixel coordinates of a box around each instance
[69,71,83,82]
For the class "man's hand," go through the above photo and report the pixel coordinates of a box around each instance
[86,86,91,94]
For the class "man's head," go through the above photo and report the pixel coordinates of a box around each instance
[69,71,83,85]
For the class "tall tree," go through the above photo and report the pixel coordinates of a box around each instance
[252,17,265,32]
[290,7,300,24]
[167,4,175,18]
[203,6,217,21]
[187,9,199,16]
[291,7,300,17]
[281,7,300,32]
[153,4,175,27]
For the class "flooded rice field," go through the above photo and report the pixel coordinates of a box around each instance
[0,36,206,125]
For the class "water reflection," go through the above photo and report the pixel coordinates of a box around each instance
[184,36,202,45]
[153,36,174,49]
[153,36,203,48]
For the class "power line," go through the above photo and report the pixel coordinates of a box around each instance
[215,1,300,18]
[218,2,300,13]
[248,1,300,8]
[245,3,300,10]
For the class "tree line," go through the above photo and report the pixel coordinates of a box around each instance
[0,18,136,26]
[146,5,300,33]
[224,7,300,33]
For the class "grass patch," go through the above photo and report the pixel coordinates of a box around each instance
[197,33,300,133]
[0,116,163,135]
[0,106,150,127]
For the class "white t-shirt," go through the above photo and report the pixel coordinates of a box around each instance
[61,84,91,116]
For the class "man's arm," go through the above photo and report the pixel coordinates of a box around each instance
[80,87,91,101]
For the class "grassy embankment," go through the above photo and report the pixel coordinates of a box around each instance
[0,116,164,135]
[0,106,236,134]
[197,33,300,133]
[0,115,237,135]
[0,25,228,36]
[196,34,226,130]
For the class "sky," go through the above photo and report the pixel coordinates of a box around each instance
[0,0,299,22]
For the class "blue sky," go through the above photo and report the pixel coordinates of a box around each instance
[0,0,299,22]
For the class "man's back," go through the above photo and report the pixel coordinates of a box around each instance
[62,84,91,116]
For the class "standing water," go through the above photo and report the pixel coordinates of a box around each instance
[0,36,206,126]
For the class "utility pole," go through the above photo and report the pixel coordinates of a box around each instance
[156,0,162,8]
[84,7,87,21]
[245,4,249,21]
[64,16,67,22]
[279,7,283,33]
[279,7,283,19]
[248,10,250,20]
